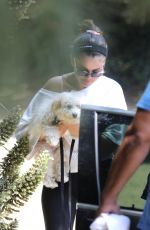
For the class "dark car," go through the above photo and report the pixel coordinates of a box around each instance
[76,105,148,230]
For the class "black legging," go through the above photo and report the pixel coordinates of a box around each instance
[41,173,78,230]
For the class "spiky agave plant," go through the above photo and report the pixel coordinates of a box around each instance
[0,109,27,229]
[0,107,49,229]
[0,219,18,230]
[0,152,49,229]
[0,136,29,189]
[0,105,22,146]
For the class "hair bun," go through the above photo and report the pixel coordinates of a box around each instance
[78,19,102,34]
[72,19,107,57]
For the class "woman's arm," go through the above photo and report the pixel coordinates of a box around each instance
[15,76,64,139]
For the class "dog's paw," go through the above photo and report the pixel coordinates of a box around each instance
[44,126,60,146]
[43,175,58,188]
[46,136,59,146]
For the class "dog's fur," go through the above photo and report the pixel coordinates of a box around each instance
[43,92,81,126]
[40,92,81,146]
[26,92,81,187]
[27,92,81,159]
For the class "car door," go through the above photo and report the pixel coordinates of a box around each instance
[76,105,148,230]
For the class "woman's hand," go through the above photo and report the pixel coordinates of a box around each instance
[66,123,80,137]
[39,122,79,143]
[57,122,68,136]
[58,122,80,138]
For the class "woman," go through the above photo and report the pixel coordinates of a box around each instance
[16,19,127,230]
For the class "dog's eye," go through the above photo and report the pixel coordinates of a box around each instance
[66,104,72,109]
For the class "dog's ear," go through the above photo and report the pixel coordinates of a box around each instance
[51,99,61,112]
[43,100,61,126]
[48,100,62,125]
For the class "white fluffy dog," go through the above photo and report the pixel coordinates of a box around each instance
[28,92,81,159]
[44,92,81,125]
[41,92,81,146]
[26,92,81,188]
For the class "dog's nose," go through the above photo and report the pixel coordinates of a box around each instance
[72,113,77,118]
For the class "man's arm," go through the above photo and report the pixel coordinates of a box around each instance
[97,108,150,215]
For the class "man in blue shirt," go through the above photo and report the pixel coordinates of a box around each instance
[96,81,150,230]
[137,82,150,111]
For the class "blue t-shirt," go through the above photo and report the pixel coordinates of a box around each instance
[137,81,150,111]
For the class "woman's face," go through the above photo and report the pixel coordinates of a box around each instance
[74,55,105,89]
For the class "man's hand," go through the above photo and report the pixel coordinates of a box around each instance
[96,198,120,216]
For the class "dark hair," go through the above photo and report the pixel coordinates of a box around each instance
[72,19,108,58]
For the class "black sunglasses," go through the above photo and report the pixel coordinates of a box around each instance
[75,68,103,78]
[74,59,104,78]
